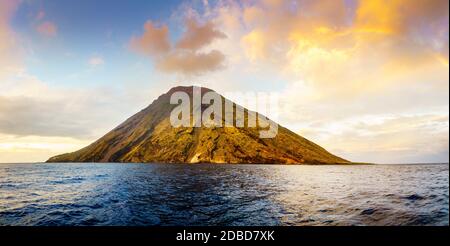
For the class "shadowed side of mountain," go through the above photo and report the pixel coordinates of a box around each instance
[47,86,350,164]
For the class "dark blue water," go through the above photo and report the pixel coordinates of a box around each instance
[0,163,448,226]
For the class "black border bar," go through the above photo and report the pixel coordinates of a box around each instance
[0,226,448,244]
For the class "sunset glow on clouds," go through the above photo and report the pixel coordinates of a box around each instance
[0,0,448,163]
[130,18,227,75]
[36,21,57,37]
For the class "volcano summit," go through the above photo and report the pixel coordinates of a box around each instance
[47,86,349,164]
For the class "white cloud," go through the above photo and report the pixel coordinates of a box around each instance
[88,55,105,67]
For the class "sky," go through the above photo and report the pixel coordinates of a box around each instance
[0,0,448,164]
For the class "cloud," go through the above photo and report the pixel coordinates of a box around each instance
[176,19,226,50]
[320,114,449,164]
[355,0,449,35]
[157,49,225,75]
[131,18,226,75]
[0,134,91,163]
[0,0,19,18]
[0,2,159,162]
[199,0,448,98]
[0,0,21,80]
[0,72,131,140]
[36,21,57,37]
[33,8,58,38]
[173,0,449,163]
[233,0,449,71]
[0,96,92,138]
[130,21,171,56]
[0,65,161,162]
[88,55,105,67]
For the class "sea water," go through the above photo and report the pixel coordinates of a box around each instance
[0,163,448,226]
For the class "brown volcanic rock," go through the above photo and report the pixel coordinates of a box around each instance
[47,86,349,164]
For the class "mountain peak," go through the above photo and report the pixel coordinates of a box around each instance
[166,85,214,95]
[47,86,349,164]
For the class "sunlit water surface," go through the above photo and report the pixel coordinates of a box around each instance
[0,163,448,226]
